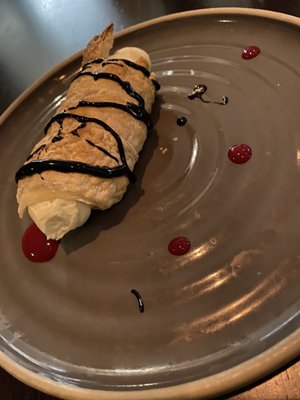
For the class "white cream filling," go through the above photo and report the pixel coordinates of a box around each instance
[28,199,91,240]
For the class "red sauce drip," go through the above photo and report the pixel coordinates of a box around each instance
[242,46,261,60]
[22,223,59,262]
[228,144,252,164]
[168,237,191,256]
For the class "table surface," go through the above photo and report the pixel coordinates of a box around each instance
[0,1,299,399]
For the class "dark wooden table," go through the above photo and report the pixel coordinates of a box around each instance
[1,358,299,399]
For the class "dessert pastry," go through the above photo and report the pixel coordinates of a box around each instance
[16,24,158,239]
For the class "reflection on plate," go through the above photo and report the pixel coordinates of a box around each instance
[0,8,300,400]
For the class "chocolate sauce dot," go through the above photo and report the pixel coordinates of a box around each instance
[177,116,187,126]
[22,223,59,262]
[242,46,261,60]
[168,237,191,256]
[228,144,252,164]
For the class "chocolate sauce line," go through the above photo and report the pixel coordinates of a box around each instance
[70,124,83,136]
[17,57,159,183]
[81,57,160,91]
[82,57,150,78]
[103,58,150,77]
[68,100,152,129]
[51,125,64,143]
[16,113,135,183]
[151,79,161,91]
[101,60,124,69]
[82,57,104,71]
[105,59,161,91]
[16,160,134,182]
[73,71,145,107]
[26,144,46,161]
[85,139,119,164]
[51,135,63,143]
[131,289,144,313]
[50,118,118,162]
[44,113,129,168]
[72,70,154,128]
[51,122,82,144]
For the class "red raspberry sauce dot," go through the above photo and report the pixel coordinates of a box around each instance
[228,144,252,164]
[242,46,261,60]
[22,223,59,262]
[168,237,191,256]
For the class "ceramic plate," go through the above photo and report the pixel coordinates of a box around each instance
[0,8,299,400]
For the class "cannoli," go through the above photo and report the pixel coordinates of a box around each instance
[16,24,159,239]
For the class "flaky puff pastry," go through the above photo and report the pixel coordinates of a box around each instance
[16,24,157,220]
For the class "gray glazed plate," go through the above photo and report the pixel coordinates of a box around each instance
[0,8,299,400]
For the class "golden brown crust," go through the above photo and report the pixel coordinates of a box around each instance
[82,23,114,65]
[16,24,156,218]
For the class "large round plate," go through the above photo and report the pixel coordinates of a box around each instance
[0,8,299,400]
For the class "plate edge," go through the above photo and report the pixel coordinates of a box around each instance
[0,328,299,399]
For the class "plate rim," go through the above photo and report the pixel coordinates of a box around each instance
[1,329,299,399]
[1,7,300,399]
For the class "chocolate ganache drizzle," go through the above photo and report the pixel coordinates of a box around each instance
[16,57,159,184]
[81,57,104,70]
[102,58,150,77]
[188,84,228,105]
[131,289,144,313]
[82,57,160,90]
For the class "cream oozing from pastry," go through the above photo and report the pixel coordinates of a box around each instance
[28,199,91,240]
[27,47,150,240]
